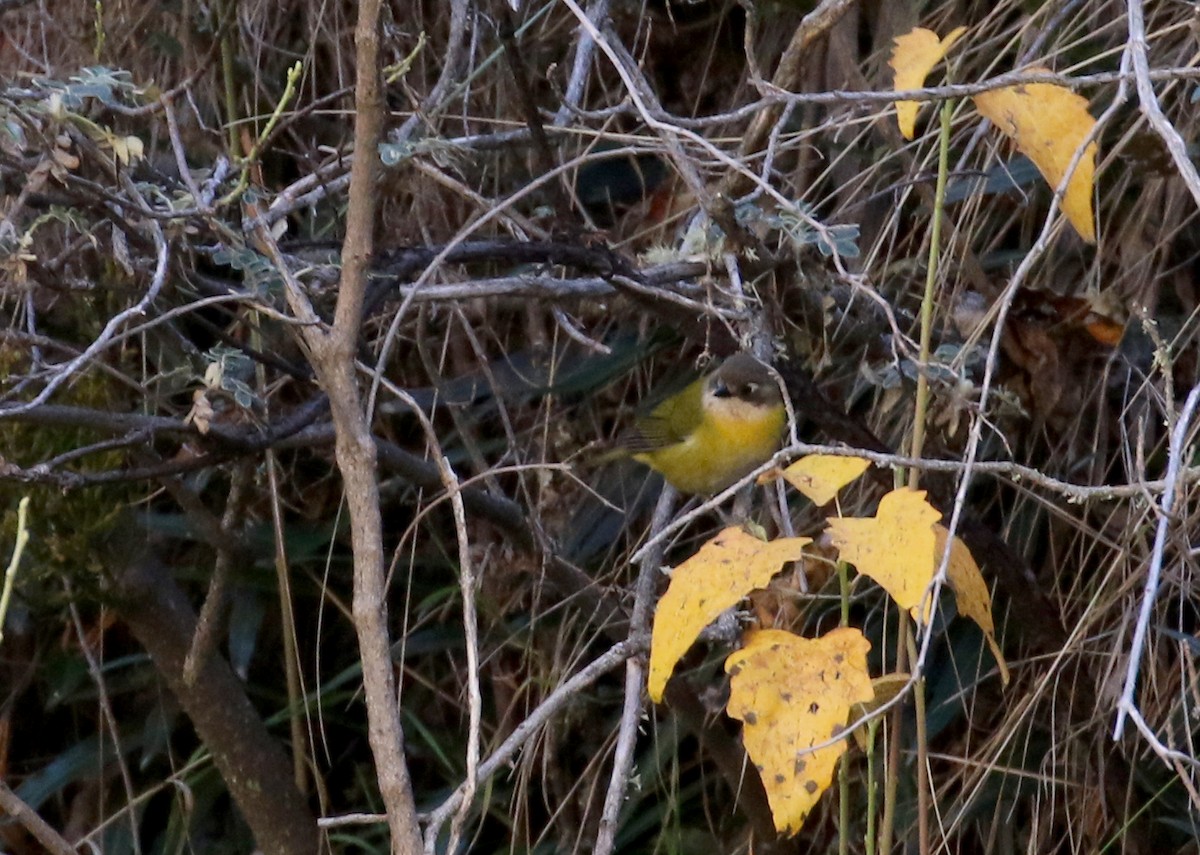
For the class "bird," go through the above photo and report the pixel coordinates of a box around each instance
[623,354,788,495]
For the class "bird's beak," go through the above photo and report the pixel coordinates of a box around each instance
[711,381,732,399]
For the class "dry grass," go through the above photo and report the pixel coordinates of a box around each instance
[1,0,1199,852]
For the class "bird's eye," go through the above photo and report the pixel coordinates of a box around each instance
[744,382,759,396]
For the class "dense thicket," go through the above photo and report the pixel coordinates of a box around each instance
[1,1,1198,853]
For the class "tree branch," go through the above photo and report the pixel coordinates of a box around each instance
[0,780,76,855]
[299,0,424,851]
[105,537,320,855]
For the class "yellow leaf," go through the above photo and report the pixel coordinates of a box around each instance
[826,488,940,622]
[850,673,910,750]
[973,70,1097,242]
[934,525,1010,685]
[782,454,871,505]
[648,527,811,702]
[890,26,968,140]
[725,627,873,835]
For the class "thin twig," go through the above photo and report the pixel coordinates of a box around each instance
[912,48,1132,681]
[594,486,675,855]
[0,203,169,419]
[384,388,482,854]
[183,462,253,685]
[66,583,142,855]
[391,0,471,145]
[0,496,30,647]
[420,637,647,849]
[1114,381,1200,743]
[725,0,856,197]
[1125,0,1200,208]
[553,0,610,124]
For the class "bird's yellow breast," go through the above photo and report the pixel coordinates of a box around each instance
[634,397,786,494]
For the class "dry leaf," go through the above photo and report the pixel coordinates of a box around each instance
[850,673,911,750]
[890,26,968,140]
[51,146,80,171]
[648,527,812,702]
[1001,307,1065,417]
[826,488,941,622]
[185,388,214,435]
[110,134,145,166]
[934,526,1010,684]
[782,454,871,505]
[1048,293,1126,347]
[973,69,1097,242]
[725,627,873,835]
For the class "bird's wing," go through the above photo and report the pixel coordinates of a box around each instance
[622,376,705,452]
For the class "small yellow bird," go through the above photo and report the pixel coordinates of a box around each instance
[625,354,788,494]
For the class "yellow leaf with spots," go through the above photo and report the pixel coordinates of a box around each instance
[826,488,940,622]
[648,527,811,702]
[782,454,871,506]
[725,628,873,835]
[973,70,1097,242]
[890,26,968,139]
[934,525,1010,685]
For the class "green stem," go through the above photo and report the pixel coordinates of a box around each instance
[906,625,930,855]
[219,0,240,156]
[839,752,850,855]
[878,611,907,855]
[838,560,851,627]
[865,717,879,855]
[908,98,954,489]
[218,62,304,209]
